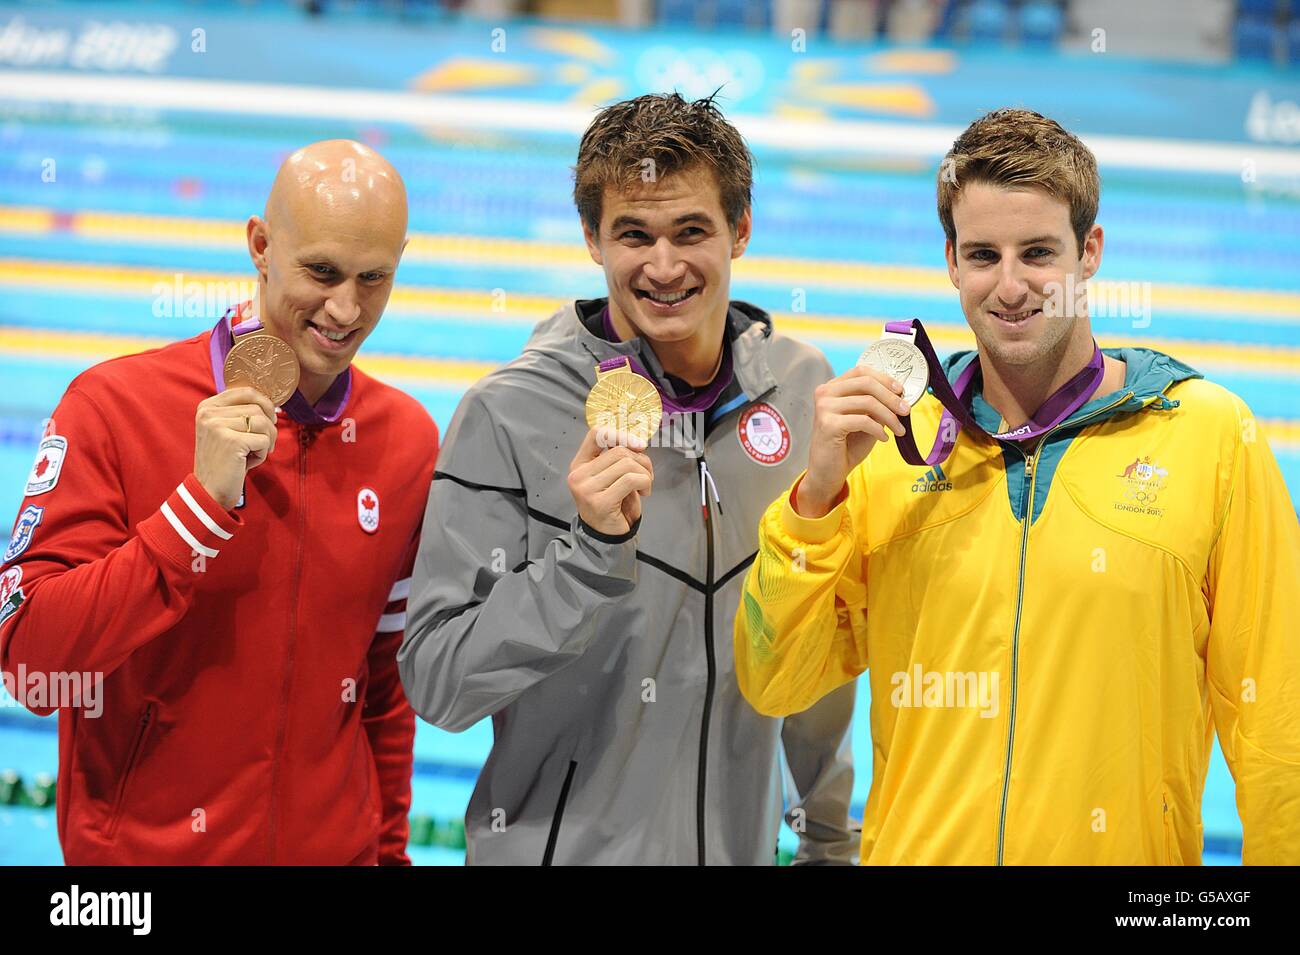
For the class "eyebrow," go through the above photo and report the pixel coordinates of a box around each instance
[609,212,714,231]
[298,257,393,272]
[958,236,1063,253]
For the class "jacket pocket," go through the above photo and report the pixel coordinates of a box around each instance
[105,702,155,840]
[541,760,577,867]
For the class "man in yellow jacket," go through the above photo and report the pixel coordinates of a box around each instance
[734,107,1300,865]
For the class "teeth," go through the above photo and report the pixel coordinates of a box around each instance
[997,309,1037,322]
[316,325,348,341]
[647,289,691,304]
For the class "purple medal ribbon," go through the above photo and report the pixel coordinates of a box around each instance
[885,318,1105,467]
[209,303,352,426]
[598,307,734,415]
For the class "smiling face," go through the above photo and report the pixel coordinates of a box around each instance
[253,212,403,380]
[946,181,1102,368]
[583,165,751,352]
[247,140,408,399]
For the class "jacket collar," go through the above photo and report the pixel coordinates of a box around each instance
[941,346,1203,433]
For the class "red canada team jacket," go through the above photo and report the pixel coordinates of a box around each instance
[0,310,438,864]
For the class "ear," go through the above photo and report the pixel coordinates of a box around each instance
[582,219,603,267]
[945,237,960,290]
[247,215,270,278]
[730,206,753,259]
[1080,223,1103,280]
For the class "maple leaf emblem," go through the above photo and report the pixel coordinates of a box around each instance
[33,455,50,479]
[361,493,376,511]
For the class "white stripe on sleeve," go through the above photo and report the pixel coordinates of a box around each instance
[177,482,234,540]
[161,502,219,559]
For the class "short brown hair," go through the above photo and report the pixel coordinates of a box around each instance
[573,92,753,234]
[937,108,1100,255]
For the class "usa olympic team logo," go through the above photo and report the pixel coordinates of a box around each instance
[738,403,791,466]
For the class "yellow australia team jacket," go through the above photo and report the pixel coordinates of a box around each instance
[735,346,1300,865]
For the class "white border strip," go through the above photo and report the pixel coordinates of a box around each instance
[2,71,1298,177]
[177,482,233,541]
[161,501,218,558]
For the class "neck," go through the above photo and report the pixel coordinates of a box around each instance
[608,301,726,387]
[980,325,1107,432]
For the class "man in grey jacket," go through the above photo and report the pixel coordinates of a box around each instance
[400,92,857,865]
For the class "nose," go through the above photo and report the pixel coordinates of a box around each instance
[994,259,1030,309]
[643,237,688,287]
[323,282,362,325]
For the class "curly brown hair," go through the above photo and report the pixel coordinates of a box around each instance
[937,108,1100,255]
[573,92,753,234]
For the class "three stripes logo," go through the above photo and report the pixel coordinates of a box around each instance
[911,463,953,493]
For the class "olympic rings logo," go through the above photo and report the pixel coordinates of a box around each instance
[1123,482,1161,505]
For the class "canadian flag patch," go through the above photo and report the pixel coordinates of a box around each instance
[357,487,380,534]
[25,436,67,496]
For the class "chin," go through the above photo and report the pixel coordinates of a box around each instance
[632,302,710,340]
[977,335,1046,367]
[294,347,348,379]
[322,354,356,376]
[637,318,699,343]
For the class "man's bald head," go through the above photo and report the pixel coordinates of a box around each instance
[246,139,410,403]
[264,139,408,244]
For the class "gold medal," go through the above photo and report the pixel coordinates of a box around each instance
[224,331,300,406]
[585,357,662,445]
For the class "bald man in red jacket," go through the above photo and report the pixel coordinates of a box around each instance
[0,140,437,864]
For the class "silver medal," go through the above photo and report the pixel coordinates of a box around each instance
[857,337,929,407]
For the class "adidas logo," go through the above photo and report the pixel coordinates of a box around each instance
[911,463,954,493]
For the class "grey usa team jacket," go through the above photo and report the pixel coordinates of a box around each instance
[399,299,858,865]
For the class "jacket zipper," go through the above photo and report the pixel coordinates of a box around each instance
[106,702,154,839]
[995,441,1037,865]
[542,760,578,866]
[269,425,309,862]
[994,390,1137,864]
[696,456,722,866]
[684,386,755,865]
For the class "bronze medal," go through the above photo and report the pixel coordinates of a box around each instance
[585,358,662,446]
[224,331,300,407]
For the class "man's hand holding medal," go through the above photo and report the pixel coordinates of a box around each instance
[570,356,662,536]
[195,318,301,510]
